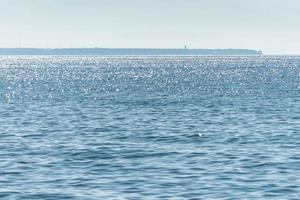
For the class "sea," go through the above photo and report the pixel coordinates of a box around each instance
[0,56,299,199]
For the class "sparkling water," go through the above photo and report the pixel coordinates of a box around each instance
[0,56,300,199]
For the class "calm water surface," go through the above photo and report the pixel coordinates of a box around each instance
[0,56,300,199]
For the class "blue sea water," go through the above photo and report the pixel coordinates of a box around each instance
[0,56,300,199]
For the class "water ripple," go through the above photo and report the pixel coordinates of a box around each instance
[0,56,300,199]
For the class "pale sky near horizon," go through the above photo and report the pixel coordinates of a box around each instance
[0,0,299,54]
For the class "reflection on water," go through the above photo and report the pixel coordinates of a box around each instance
[0,56,300,199]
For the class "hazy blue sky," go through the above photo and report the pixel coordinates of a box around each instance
[0,0,299,54]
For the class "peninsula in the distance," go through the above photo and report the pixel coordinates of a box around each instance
[0,48,262,55]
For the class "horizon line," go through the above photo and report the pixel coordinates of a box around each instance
[0,47,261,50]
[0,48,262,56]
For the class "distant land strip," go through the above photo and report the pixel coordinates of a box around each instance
[0,48,262,55]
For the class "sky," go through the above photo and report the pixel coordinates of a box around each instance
[0,0,299,54]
